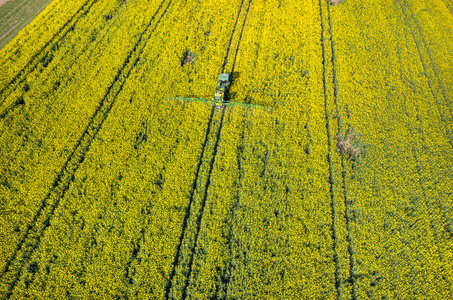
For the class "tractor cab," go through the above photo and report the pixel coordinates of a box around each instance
[216,73,231,89]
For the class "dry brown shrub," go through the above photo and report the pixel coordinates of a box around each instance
[335,134,360,158]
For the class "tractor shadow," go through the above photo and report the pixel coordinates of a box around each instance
[228,71,241,102]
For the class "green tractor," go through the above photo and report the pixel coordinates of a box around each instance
[165,73,272,111]
[213,73,231,107]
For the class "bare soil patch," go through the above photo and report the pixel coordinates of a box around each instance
[328,0,342,5]
[335,133,360,158]
[0,0,54,49]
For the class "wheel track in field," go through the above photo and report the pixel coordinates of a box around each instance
[181,1,254,296]
[395,1,453,295]
[400,0,453,228]
[161,102,217,297]
[165,0,253,298]
[396,0,453,150]
[217,6,268,294]
[0,0,98,107]
[327,4,358,299]
[0,0,174,297]
[219,109,251,298]
[318,1,342,298]
[320,2,357,299]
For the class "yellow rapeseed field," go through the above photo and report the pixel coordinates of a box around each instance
[0,0,452,299]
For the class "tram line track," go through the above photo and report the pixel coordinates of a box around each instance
[166,0,253,298]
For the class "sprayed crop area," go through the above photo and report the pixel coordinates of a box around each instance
[0,0,452,299]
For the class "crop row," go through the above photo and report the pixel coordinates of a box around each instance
[2,0,451,298]
[0,0,93,99]
[167,0,252,297]
[167,105,226,299]
[397,0,453,149]
[8,95,211,298]
[0,0,177,297]
[1,0,125,280]
[1,0,256,297]
[319,0,354,298]
[330,0,453,298]
[176,0,341,298]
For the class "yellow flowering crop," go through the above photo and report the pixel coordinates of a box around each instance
[0,0,452,298]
